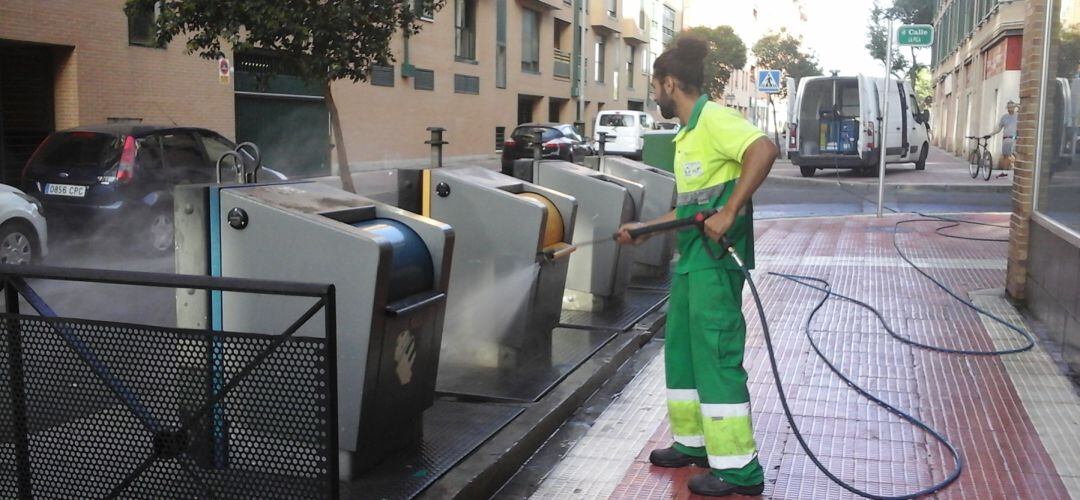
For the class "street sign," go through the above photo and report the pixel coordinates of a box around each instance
[757,70,782,94]
[898,25,934,47]
[218,56,231,85]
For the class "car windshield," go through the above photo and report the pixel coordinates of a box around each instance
[512,127,561,142]
[599,114,634,127]
[26,132,121,174]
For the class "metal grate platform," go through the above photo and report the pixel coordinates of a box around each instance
[344,399,524,500]
[627,272,673,291]
[436,328,618,403]
[560,289,669,332]
[0,314,335,499]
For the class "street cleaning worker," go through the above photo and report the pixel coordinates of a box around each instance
[617,36,777,497]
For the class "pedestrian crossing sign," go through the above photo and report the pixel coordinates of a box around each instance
[757,70,782,94]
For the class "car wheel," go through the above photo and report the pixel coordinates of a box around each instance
[0,221,38,265]
[149,209,175,253]
[799,166,817,178]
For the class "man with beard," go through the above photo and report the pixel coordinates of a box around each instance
[616,36,777,497]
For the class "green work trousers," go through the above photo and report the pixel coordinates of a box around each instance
[665,268,764,486]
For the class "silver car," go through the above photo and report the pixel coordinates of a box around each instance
[0,184,48,265]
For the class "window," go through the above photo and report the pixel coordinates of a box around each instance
[1034,0,1080,233]
[606,0,617,17]
[454,74,480,94]
[371,65,395,87]
[522,8,540,74]
[415,69,435,91]
[198,133,234,167]
[627,45,636,89]
[127,2,161,47]
[662,6,676,44]
[455,0,477,61]
[136,135,164,171]
[595,36,606,83]
[413,0,435,20]
[161,133,205,168]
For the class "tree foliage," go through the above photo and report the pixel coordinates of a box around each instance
[752,30,823,97]
[866,0,934,85]
[1057,25,1080,78]
[671,26,748,99]
[125,0,445,191]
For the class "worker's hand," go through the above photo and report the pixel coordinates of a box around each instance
[703,208,736,244]
[616,222,650,246]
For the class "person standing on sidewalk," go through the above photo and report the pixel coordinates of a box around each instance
[992,100,1019,178]
[616,36,777,497]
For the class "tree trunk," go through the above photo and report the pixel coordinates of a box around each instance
[769,95,781,152]
[325,82,356,194]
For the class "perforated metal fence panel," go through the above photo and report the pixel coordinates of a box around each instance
[0,315,336,499]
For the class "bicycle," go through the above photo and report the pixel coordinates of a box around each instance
[966,135,994,181]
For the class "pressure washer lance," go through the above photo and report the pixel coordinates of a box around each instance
[546,209,724,259]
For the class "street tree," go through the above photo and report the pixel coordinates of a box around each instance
[670,26,747,99]
[866,0,934,86]
[124,0,445,193]
[751,30,823,98]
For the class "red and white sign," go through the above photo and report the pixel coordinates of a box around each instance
[218,56,231,85]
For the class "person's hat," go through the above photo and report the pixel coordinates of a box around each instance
[1007,100,1019,106]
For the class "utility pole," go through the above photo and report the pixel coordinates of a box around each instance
[573,0,587,135]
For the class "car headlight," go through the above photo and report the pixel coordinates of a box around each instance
[14,192,43,214]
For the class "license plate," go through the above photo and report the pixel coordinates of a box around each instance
[45,183,87,197]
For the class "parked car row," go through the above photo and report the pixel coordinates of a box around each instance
[20,124,285,255]
[501,110,674,170]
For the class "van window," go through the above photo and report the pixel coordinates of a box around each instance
[599,114,634,127]
[639,114,653,128]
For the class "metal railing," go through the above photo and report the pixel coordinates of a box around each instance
[0,264,338,499]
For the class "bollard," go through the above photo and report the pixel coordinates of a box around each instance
[426,127,448,169]
[532,129,544,168]
[597,131,609,164]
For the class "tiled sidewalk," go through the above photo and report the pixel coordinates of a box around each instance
[528,214,1080,499]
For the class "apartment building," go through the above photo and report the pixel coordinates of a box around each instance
[930,0,1026,156]
[0,0,683,181]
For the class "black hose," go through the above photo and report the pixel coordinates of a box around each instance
[696,232,959,498]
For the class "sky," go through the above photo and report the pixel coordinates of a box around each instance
[688,0,928,77]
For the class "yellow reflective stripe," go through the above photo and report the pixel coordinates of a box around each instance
[703,414,758,463]
[700,403,751,418]
[668,399,703,439]
[707,452,758,470]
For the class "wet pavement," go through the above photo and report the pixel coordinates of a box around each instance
[513,213,1080,499]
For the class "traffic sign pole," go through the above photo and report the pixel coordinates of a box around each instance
[878,18,893,218]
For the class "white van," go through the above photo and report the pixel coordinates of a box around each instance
[787,74,930,177]
[595,110,656,158]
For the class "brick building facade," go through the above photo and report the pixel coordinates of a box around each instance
[1008,0,1080,369]
[0,0,683,180]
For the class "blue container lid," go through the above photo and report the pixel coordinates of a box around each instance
[351,218,434,302]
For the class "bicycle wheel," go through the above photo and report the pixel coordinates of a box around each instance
[969,150,981,178]
[982,151,994,181]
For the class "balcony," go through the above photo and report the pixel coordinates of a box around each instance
[621,18,648,44]
[554,49,573,81]
[589,1,621,33]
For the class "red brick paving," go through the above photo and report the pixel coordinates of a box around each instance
[608,214,1070,499]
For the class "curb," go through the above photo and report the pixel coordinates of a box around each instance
[418,312,664,500]
[766,173,1014,194]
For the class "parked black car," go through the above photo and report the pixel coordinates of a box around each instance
[501,123,592,173]
[22,124,284,252]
